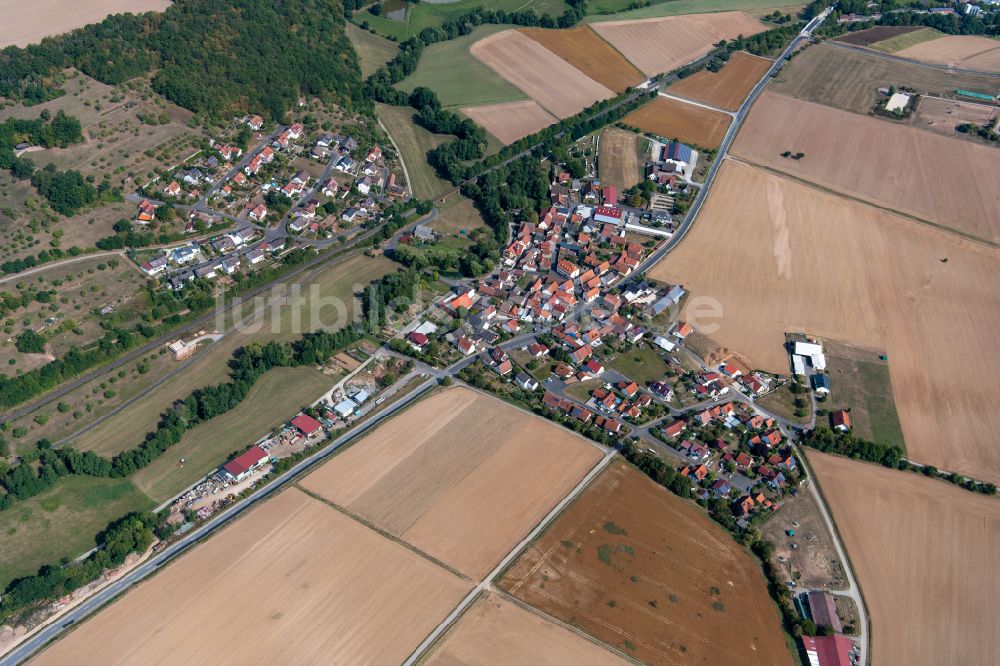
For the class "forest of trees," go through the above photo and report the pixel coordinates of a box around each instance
[0,0,365,119]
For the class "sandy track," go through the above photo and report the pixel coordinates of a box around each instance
[733,92,1000,243]
[461,100,558,144]
[299,387,605,579]
[896,35,1000,72]
[34,488,470,664]
[0,0,170,48]
[667,52,772,111]
[471,30,615,119]
[425,592,627,665]
[809,452,1000,665]
[649,160,1000,480]
[591,12,766,77]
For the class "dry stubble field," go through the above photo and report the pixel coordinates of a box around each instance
[460,100,557,144]
[300,387,605,579]
[649,160,1000,481]
[471,30,615,119]
[518,25,645,93]
[667,51,772,111]
[598,127,644,190]
[0,0,170,48]
[896,35,1000,72]
[591,12,766,77]
[36,488,471,664]
[808,451,1000,666]
[425,592,627,665]
[732,92,1000,243]
[769,43,1000,115]
[499,461,790,665]
[624,95,731,148]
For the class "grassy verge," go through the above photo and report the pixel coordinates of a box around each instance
[376,103,454,200]
[0,476,152,589]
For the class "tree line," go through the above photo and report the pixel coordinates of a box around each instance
[0,0,366,120]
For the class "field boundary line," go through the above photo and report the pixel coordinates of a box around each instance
[657,91,735,117]
[291,483,473,583]
[403,449,616,666]
[727,156,1000,249]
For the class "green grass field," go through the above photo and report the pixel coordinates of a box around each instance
[824,349,905,451]
[70,254,395,457]
[585,0,798,21]
[131,366,332,504]
[428,193,489,239]
[355,0,570,41]
[757,383,810,425]
[377,103,454,199]
[0,476,153,590]
[869,27,943,54]
[345,21,399,77]
[395,24,528,109]
[605,346,669,385]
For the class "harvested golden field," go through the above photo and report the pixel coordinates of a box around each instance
[425,592,627,665]
[808,451,1000,665]
[0,0,170,48]
[896,35,1000,72]
[461,100,557,144]
[667,51,772,111]
[649,160,1000,480]
[300,387,605,579]
[500,461,790,664]
[599,127,644,190]
[471,29,616,118]
[624,95,730,148]
[591,12,766,77]
[36,488,470,664]
[518,25,645,93]
[733,92,1000,243]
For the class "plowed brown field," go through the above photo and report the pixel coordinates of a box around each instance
[667,52,772,111]
[733,92,1000,243]
[299,387,605,579]
[897,35,1000,72]
[35,489,470,664]
[599,127,644,190]
[624,95,730,148]
[425,592,627,665]
[591,12,766,77]
[499,461,791,665]
[809,452,1000,666]
[471,30,615,118]
[461,100,557,144]
[649,160,1000,481]
[518,25,645,93]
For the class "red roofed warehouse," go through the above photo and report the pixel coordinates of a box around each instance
[221,446,270,482]
[291,413,323,437]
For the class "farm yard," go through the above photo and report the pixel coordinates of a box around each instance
[732,92,1000,243]
[424,592,627,665]
[499,460,790,664]
[518,25,645,93]
[895,35,1000,73]
[913,95,998,137]
[590,12,766,77]
[598,128,645,190]
[667,51,773,111]
[34,488,472,665]
[470,30,615,119]
[0,0,170,48]
[769,43,1000,115]
[808,452,1000,666]
[299,387,605,579]
[649,159,1000,481]
[461,101,557,145]
[758,490,847,591]
[624,95,731,148]
[376,104,454,200]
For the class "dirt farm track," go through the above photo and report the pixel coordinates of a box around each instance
[809,452,1000,666]
[500,461,790,665]
[650,160,1000,481]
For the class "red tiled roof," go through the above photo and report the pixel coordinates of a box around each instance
[291,413,322,436]
[222,445,269,477]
